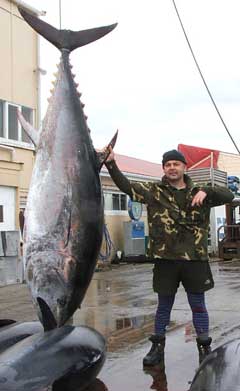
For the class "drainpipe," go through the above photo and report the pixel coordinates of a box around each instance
[0,145,15,161]
[36,34,41,129]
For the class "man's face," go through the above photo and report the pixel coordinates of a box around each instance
[163,160,186,181]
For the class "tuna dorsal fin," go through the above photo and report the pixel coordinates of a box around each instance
[97,130,118,170]
[18,7,117,52]
[17,110,39,147]
[37,297,57,332]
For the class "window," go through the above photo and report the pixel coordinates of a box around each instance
[0,100,34,145]
[21,107,33,143]
[104,192,127,211]
[0,101,3,138]
[0,206,3,223]
[120,194,127,210]
[8,104,18,140]
[112,193,127,210]
[112,194,120,210]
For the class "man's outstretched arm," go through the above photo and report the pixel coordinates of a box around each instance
[104,146,133,197]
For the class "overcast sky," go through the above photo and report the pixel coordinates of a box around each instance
[25,0,240,163]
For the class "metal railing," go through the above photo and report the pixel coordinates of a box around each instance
[217,224,240,243]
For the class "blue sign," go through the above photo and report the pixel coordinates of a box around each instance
[128,200,143,221]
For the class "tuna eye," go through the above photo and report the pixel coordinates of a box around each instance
[57,298,66,306]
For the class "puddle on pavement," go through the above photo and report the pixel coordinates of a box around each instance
[84,378,109,391]
[143,365,168,391]
[74,307,156,349]
[86,368,191,391]
[98,325,195,391]
[67,262,240,390]
[218,267,240,273]
[73,275,157,344]
[66,263,240,390]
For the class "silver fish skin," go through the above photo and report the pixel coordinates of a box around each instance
[0,325,106,391]
[190,338,240,391]
[18,7,117,329]
[0,321,42,353]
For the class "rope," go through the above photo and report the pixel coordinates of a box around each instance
[171,0,240,154]
[99,224,115,261]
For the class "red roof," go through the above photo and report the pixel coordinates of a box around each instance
[178,144,220,169]
[102,153,163,178]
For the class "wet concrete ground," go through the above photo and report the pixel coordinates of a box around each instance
[1,259,240,390]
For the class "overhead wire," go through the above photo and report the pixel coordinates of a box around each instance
[171,0,240,154]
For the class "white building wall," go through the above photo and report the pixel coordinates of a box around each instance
[218,152,240,177]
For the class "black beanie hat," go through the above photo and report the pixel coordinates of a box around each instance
[162,149,187,166]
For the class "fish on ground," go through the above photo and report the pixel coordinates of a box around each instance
[0,325,106,391]
[190,338,240,391]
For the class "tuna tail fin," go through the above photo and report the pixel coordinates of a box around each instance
[18,7,117,52]
[37,297,57,332]
[97,130,118,170]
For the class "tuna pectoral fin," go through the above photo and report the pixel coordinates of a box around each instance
[17,110,39,146]
[0,319,16,328]
[97,130,118,170]
[18,7,117,52]
[37,297,57,332]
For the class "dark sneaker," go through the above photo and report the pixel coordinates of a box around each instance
[196,337,212,364]
[143,335,165,367]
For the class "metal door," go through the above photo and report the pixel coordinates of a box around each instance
[0,186,16,231]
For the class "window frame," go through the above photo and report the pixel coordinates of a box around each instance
[0,100,35,147]
[111,192,127,211]
[103,190,129,215]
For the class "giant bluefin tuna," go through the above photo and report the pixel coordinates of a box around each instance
[190,338,240,391]
[17,7,117,330]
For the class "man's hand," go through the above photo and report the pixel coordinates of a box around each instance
[105,145,115,162]
[191,190,207,207]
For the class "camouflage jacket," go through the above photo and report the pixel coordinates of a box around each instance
[106,161,234,261]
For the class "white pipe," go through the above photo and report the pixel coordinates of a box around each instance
[36,34,41,130]
[0,144,15,161]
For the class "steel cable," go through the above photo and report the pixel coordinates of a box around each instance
[171,0,240,154]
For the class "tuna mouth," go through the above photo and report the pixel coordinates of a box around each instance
[37,297,57,331]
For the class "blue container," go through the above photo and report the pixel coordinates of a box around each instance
[131,221,145,238]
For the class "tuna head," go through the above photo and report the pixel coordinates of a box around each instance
[26,250,88,330]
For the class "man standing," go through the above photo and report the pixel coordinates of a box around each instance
[105,148,234,366]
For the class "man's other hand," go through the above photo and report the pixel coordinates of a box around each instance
[191,190,207,207]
